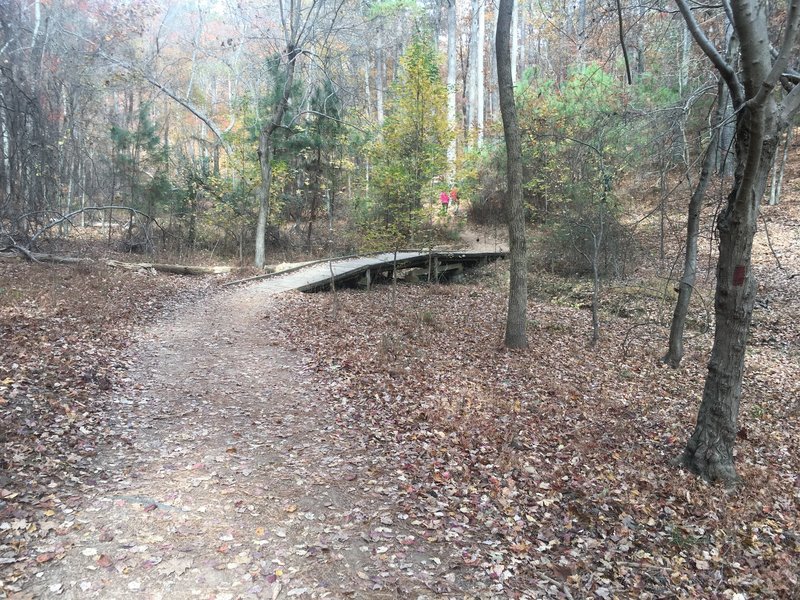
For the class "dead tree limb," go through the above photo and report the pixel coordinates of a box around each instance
[27,206,161,249]
[0,251,92,264]
[105,260,232,275]
[0,250,232,275]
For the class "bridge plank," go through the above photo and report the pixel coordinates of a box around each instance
[228,250,505,293]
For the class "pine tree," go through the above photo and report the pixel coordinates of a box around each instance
[371,36,451,238]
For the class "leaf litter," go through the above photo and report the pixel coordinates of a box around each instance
[0,197,798,599]
[2,264,475,598]
[267,202,799,598]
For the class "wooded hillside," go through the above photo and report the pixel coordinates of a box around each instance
[1,0,799,596]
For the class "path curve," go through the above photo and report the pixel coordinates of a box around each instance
[26,277,468,599]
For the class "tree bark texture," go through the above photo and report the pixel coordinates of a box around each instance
[446,0,457,177]
[676,0,798,484]
[467,0,479,139]
[680,107,779,483]
[476,0,485,146]
[497,0,527,349]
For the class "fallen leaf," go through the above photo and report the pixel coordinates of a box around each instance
[97,554,113,568]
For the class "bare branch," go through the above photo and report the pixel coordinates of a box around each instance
[760,214,784,271]
[27,206,162,249]
[288,109,370,133]
[780,79,800,123]
[674,0,744,107]
[615,0,633,84]
[61,29,232,155]
[751,0,800,106]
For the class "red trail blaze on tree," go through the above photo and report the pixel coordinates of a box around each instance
[732,265,745,287]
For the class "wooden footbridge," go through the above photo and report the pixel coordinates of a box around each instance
[235,250,507,293]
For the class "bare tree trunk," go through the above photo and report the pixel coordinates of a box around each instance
[680,131,776,482]
[768,126,792,205]
[364,56,373,120]
[476,0,485,146]
[590,234,600,345]
[589,206,604,345]
[717,90,735,175]
[328,259,338,318]
[664,85,724,367]
[446,0,457,178]
[658,155,667,261]
[510,0,518,82]
[307,146,321,254]
[376,26,385,125]
[497,0,527,349]
[674,0,798,484]
[0,90,11,202]
[185,3,204,99]
[679,22,691,96]
[391,245,398,311]
[489,10,500,122]
[467,0,479,140]
[716,24,737,177]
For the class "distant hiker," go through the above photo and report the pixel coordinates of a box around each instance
[449,185,458,205]
[440,191,450,212]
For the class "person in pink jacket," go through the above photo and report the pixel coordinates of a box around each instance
[440,191,450,212]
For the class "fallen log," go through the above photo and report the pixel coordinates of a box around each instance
[0,251,232,275]
[0,251,93,264]
[105,260,232,275]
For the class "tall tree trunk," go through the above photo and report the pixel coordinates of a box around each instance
[768,126,792,205]
[590,223,602,345]
[489,10,499,122]
[679,23,691,96]
[716,24,737,176]
[376,26,385,125]
[497,0,527,349]
[0,90,10,202]
[717,89,736,175]
[307,146,321,253]
[680,115,778,482]
[664,83,724,367]
[467,0,479,139]
[510,0,518,82]
[364,55,373,120]
[446,0,457,178]
[674,0,798,484]
[476,0,485,146]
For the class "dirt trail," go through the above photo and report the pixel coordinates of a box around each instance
[23,280,466,599]
[453,226,508,254]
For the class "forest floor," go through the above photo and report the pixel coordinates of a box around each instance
[1,182,799,598]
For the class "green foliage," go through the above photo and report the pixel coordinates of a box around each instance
[515,65,635,276]
[368,37,452,247]
[110,102,170,214]
[286,80,347,239]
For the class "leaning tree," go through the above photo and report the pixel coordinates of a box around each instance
[675,0,799,483]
